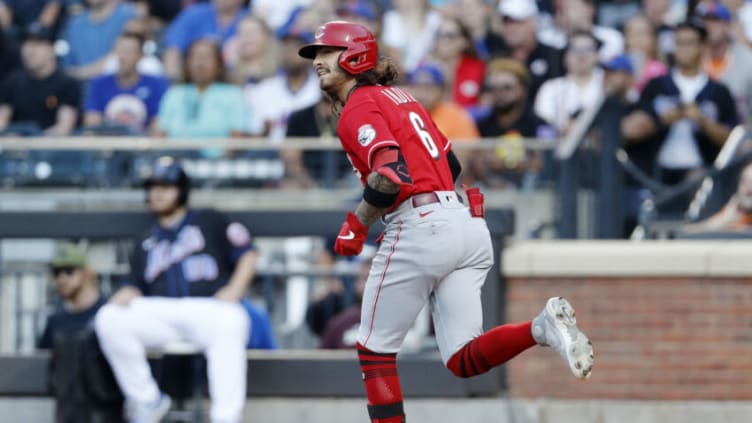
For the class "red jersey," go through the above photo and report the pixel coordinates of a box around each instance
[338,85,455,208]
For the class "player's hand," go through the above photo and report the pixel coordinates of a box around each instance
[334,212,368,256]
[214,284,244,302]
[109,286,142,307]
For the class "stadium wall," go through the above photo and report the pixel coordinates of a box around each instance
[503,241,752,400]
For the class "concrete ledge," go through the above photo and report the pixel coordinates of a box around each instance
[0,350,499,398]
[502,240,752,277]
[3,398,752,423]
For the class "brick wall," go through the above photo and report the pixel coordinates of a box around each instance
[505,276,752,400]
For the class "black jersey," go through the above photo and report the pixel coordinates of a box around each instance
[125,209,255,297]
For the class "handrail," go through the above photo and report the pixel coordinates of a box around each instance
[686,125,748,220]
[554,94,605,160]
[0,136,558,151]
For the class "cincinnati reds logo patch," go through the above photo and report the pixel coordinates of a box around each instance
[357,124,376,146]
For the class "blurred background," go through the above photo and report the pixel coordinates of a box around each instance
[1,0,752,422]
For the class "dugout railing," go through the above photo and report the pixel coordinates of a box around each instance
[0,208,514,398]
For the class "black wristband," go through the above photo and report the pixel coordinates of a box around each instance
[363,183,399,208]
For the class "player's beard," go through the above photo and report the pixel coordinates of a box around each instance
[318,67,348,103]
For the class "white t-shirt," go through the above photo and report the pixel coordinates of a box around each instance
[657,70,708,169]
[244,70,321,142]
[381,9,442,72]
[534,68,604,131]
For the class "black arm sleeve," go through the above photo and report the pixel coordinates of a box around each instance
[447,149,462,183]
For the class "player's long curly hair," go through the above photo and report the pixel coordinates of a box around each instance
[331,56,400,116]
[354,55,400,87]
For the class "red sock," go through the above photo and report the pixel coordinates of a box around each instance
[446,321,536,378]
[357,343,406,423]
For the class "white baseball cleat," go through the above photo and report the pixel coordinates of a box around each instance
[532,297,594,379]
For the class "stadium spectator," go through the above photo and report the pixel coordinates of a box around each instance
[285,96,355,188]
[596,0,641,29]
[0,24,80,136]
[430,15,485,108]
[539,0,624,61]
[631,21,737,213]
[534,30,604,135]
[698,0,752,122]
[244,26,320,140]
[381,0,441,72]
[101,16,165,76]
[603,54,637,100]
[142,0,198,26]
[38,243,121,423]
[335,0,382,38]
[94,156,255,423]
[624,14,669,94]
[682,161,752,232]
[155,38,248,141]
[83,31,169,135]
[496,0,565,100]
[250,0,312,31]
[732,0,752,47]
[223,15,278,86]
[162,0,248,80]
[643,0,681,59]
[61,0,138,80]
[0,0,64,38]
[39,243,105,350]
[403,63,480,141]
[0,26,20,82]
[473,58,554,188]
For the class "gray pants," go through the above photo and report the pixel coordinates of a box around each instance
[357,191,493,364]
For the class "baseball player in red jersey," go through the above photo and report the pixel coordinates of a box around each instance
[299,21,594,423]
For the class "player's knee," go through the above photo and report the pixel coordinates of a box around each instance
[94,304,127,336]
[213,303,250,338]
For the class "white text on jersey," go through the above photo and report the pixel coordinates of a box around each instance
[381,87,417,106]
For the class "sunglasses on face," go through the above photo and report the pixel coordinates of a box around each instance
[52,266,76,277]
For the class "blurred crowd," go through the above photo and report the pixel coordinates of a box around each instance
[0,0,751,193]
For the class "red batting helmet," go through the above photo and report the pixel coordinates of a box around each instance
[298,20,378,75]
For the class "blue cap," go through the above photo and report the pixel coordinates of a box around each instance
[407,64,445,86]
[275,7,315,43]
[695,1,732,22]
[602,54,634,74]
[336,0,378,21]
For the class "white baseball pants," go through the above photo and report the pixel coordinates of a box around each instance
[94,297,249,423]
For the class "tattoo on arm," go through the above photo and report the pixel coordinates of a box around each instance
[354,172,400,226]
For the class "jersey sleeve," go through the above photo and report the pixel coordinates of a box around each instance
[339,101,400,171]
[208,210,255,263]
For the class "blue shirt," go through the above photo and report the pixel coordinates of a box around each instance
[164,3,247,52]
[61,3,137,68]
[84,73,169,131]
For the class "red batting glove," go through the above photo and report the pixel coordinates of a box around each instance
[334,212,368,256]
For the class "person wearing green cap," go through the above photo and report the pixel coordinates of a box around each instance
[38,243,105,350]
[38,243,120,423]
